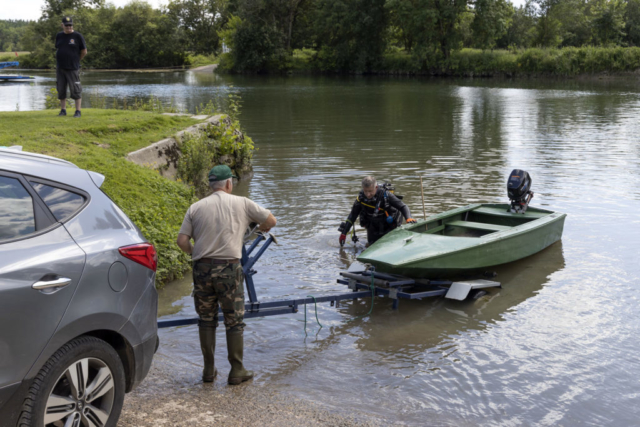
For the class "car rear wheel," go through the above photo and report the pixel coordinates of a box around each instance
[18,336,125,427]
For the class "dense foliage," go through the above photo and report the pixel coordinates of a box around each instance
[0,20,30,52]
[217,0,640,73]
[7,0,640,72]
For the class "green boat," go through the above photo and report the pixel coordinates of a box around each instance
[357,203,566,279]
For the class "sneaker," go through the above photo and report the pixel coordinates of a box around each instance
[73,110,81,118]
[58,109,67,116]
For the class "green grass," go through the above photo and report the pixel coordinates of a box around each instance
[0,52,30,63]
[0,109,201,287]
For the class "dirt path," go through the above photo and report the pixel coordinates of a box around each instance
[190,64,218,73]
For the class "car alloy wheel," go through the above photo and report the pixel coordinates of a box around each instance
[45,357,115,426]
[18,336,125,427]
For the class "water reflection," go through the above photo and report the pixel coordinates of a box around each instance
[4,71,640,424]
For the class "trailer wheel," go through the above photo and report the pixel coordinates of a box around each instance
[18,336,125,427]
[467,289,488,300]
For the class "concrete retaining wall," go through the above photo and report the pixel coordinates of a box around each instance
[125,114,225,178]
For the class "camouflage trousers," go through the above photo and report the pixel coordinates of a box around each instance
[193,260,246,331]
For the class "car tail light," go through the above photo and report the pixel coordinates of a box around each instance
[119,243,157,272]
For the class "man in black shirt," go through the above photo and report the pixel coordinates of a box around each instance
[339,176,417,246]
[55,17,87,118]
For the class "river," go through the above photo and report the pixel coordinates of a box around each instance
[2,70,640,425]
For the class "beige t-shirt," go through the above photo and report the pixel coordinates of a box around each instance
[179,191,271,260]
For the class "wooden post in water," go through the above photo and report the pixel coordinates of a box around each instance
[420,176,427,220]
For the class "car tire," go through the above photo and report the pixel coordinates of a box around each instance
[18,336,126,427]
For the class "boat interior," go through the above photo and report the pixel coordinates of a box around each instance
[412,205,550,238]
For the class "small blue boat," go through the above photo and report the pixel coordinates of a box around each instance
[0,62,34,82]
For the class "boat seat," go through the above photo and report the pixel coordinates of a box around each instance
[446,220,512,232]
[472,207,547,219]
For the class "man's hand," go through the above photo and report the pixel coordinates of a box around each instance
[406,218,417,224]
[339,234,347,246]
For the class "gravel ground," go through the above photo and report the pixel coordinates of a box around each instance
[118,351,383,427]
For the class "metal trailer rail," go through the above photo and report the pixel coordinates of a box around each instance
[157,233,501,329]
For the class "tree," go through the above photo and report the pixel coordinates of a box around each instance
[471,0,514,50]
[168,0,228,54]
[41,0,105,20]
[556,0,592,47]
[625,0,640,45]
[532,0,564,46]
[109,1,188,68]
[497,2,537,48]
[386,0,421,52]
[402,0,468,63]
[0,20,31,52]
[315,0,388,72]
[591,0,626,44]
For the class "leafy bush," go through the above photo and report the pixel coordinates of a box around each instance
[177,116,255,198]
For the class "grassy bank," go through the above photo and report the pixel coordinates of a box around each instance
[0,110,200,287]
[0,51,29,63]
[219,46,640,77]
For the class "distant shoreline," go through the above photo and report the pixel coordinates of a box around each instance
[4,65,216,73]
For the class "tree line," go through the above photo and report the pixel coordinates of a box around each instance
[7,0,640,71]
[0,20,30,52]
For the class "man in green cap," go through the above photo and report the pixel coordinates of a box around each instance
[177,165,277,385]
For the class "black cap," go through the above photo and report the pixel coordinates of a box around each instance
[62,17,73,25]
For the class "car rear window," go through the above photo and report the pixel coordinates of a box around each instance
[0,176,36,240]
[31,182,86,222]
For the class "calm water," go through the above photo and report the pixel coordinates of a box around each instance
[2,71,640,425]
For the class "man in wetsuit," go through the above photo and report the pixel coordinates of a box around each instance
[339,176,416,245]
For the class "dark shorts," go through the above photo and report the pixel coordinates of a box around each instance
[192,260,245,330]
[56,68,82,100]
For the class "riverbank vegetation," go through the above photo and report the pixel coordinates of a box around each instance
[277,45,640,76]
[0,110,202,286]
[218,0,640,75]
[5,0,640,75]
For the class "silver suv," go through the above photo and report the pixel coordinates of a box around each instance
[0,147,158,426]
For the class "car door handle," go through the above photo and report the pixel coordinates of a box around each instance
[32,277,72,290]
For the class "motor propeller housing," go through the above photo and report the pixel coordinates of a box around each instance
[507,169,534,213]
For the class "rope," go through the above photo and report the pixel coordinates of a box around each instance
[344,270,376,323]
[304,295,322,334]
[303,267,377,333]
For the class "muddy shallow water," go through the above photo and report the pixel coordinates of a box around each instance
[3,72,640,425]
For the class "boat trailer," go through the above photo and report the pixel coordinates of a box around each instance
[0,62,35,81]
[157,233,501,329]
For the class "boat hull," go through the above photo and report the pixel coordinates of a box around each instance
[357,204,566,278]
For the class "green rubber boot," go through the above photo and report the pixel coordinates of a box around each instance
[226,328,254,385]
[199,322,218,382]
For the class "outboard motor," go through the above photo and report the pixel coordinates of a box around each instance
[507,169,534,214]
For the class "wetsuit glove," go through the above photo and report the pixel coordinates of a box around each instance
[339,234,347,246]
[406,218,417,224]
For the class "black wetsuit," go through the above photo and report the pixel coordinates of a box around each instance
[343,187,412,244]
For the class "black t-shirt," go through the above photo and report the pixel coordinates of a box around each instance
[55,31,86,70]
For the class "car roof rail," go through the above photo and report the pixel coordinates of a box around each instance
[0,146,79,168]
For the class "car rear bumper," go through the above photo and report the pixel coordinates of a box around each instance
[130,333,158,391]
[120,277,159,392]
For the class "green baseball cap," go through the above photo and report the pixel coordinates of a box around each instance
[208,165,237,182]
